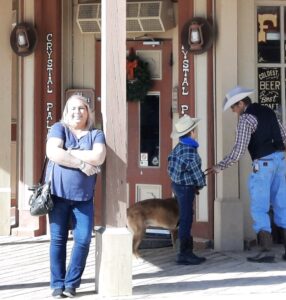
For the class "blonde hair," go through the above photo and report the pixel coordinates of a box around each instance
[61,94,95,130]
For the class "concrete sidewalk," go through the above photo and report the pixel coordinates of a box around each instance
[0,235,286,299]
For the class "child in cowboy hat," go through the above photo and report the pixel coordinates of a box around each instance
[168,114,206,265]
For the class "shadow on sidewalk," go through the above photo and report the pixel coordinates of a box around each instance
[133,274,286,295]
[0,278,94,291]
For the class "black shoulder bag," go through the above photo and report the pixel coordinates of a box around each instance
[28,157,54,216]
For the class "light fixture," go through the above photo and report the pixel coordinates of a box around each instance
[188,21,204,51]
[10,22,37,57]
[181,17,214,54]
[16,26,30,52]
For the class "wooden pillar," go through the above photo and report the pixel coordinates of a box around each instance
[14,0,62,236]
[206,0,215,240]
[12,0,37,236]
[214,0,243,251]
[95,0,132,297]
[0,0,12,235]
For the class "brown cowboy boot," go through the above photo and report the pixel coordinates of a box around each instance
[247,230,275,263]
[282,229,286,261]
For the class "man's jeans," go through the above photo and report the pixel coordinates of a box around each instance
[248,151,286,233]
[171,182,195,240]
[48,196,94,289]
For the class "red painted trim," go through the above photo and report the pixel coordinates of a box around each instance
[206,0,215,240]
[178,0,194,116]
[34,0,62,182]
[33,0,62,234]
[11,124,16,141]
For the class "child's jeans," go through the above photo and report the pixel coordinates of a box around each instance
[171,183,195,240]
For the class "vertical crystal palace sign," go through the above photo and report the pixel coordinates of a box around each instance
[46,33,54,130]
[178,0,194,116]
[34,0,61,177]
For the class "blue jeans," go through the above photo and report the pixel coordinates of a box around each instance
[171,182,195,240]
[48,196,94,289]
[248,152,286,233]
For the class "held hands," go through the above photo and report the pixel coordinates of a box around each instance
[195,165,221,196]
[204,165,221,176]
[211,165,221,174]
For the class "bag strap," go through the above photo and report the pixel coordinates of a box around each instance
[39,156,49,184]
[39,157,55,184]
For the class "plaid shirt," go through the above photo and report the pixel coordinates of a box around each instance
[217,113,286,170]
[168,142,206,187]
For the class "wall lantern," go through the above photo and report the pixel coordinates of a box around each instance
[181,17,215,54]
[188,21,204,51]
[10,22,37,57]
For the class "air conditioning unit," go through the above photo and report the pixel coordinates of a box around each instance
[76,3,101,34]
[76,1,175,34]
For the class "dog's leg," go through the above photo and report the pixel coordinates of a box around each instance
[127,213,146,257]
[133,230,145,257]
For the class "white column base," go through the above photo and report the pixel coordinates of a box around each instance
[95,227,133,297]
[214,198,244,251]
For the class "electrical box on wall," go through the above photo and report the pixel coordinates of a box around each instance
[65,89,95,111]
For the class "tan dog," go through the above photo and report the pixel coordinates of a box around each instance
[127,197,179,257]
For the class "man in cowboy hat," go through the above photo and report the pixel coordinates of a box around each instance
[168,114,206,265]
[212,85,286,263]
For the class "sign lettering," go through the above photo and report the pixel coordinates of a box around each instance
[181,104,189,114]
[258,14,277,42]
[46,33,53,94]
[46,33,54,130]
[46,102,53,129]
[181,45,189,96]
[258,67,281,120]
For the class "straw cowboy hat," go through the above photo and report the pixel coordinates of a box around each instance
[223,86,255,111]
[171,114,201,138]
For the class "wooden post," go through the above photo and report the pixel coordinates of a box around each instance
[100,0,127,227]
[95,0,132,296]
[14,0,62,236]
[214,0,243,251]
[0,0,12,235]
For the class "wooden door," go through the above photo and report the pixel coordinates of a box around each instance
[95,40,173,219]
[126,41,173,205]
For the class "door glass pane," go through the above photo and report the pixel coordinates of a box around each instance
[257,6,280,63]
[139,95,160,167]
[258,67,282,121]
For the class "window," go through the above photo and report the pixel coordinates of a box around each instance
[257,5,285,122]
[139,94,160,167]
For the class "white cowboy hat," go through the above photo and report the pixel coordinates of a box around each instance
[171,114,201,138]
[223,86,255,111]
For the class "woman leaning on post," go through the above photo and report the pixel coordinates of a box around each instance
[45,94,106,298]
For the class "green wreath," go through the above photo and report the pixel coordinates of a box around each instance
[126,49,152,101]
